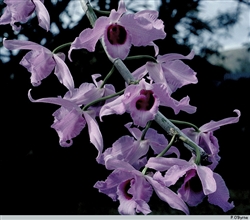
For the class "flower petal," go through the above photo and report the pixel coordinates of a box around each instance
[198,132,221,170]
[63,82,103,106]
[146,157,190,171]
[207,173,234,212]
[182,127,199,144]
[196,165,216,195]
[129,92,159,127]
[83,111,103,162]
[99,135,135,165]
[0,0,35,31]
[94,169,132,201]
[146,62,169,88]
[148,41,160,56]
[117,191,139,215]
[51,107,86,147]
[145,175,189,214]
[3,39,49,52]
[4,39,56,86]
[157,50,197,93]
[103,26,132,60]
[153,83,196,114]
[117,175,152,215]
[0,5,13,26]
[200,109,241,132]
[120,10,166,47]
[133,199,152,215]
[28,90,85,147]
[99,95,126,121]
[53,53,75,92]
[126,140,150,166]
[131,64,148,81]
[0,3,11,24]
[105,158,139,173]
[162,164,194,187]
[68,16,109,61]
[145,128,168,151]
[178,169,206,206]
[33,0,50,31]
[124,122,142,140]
[20,49,55,86]
[109,0,126,22]
[28,89,79,110]
[146,128,180,157]
[157,50,195,63]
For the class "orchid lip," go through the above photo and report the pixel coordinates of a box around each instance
[187,170,203,193]
[107,24,127,45]
[122,179,133,200]
[136,90,155,111]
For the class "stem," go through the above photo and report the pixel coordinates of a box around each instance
[155,112,206,160]
[169,119,200,132]
[156,134,176,158]
[141,166,148,175]
[140,121,153,141]
[142,134,176,175]
[52,42,72,54]
[79,0,207,160]
[82,89,125,111]
[126,55,157,63]
[79,0,97,27]
[100,65,115,88]
[179,136,201,165]
[93,8,110,16]
[113,58,137,84]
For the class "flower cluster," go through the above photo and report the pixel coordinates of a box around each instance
[2,0,241,215]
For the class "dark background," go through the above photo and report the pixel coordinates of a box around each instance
[0,0,249,215]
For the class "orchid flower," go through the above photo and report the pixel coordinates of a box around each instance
[89,74,117,115]
[28,80,105,160]
[146,157,217,196]
[100,79,196,128]
[3,39,74,93]
[94,159,189,215]
[132,50,197,94]
[68,0,166,60]
[99,122,180,169]
[182,109,241,170]
[100,79,159,127]
[146,156,234,211]
[177,169,234,212]
[0,0,50,31]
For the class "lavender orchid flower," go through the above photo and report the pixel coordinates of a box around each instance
[177,169,234,212]
[94,159,153,215]
[3,39,74,93]
[124,122,180,158]
[182,109,241,170]
[68,0,166,60]
[100,79,196,127]
[99,122,180,169]
[146,156,234,212]
[146,157,217,196]
[100,79,159,127]
[0,0,50,31]
[90,74,117,115]
[28,80,105,160]
[132,50,197,94]
[94,159,189,215]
